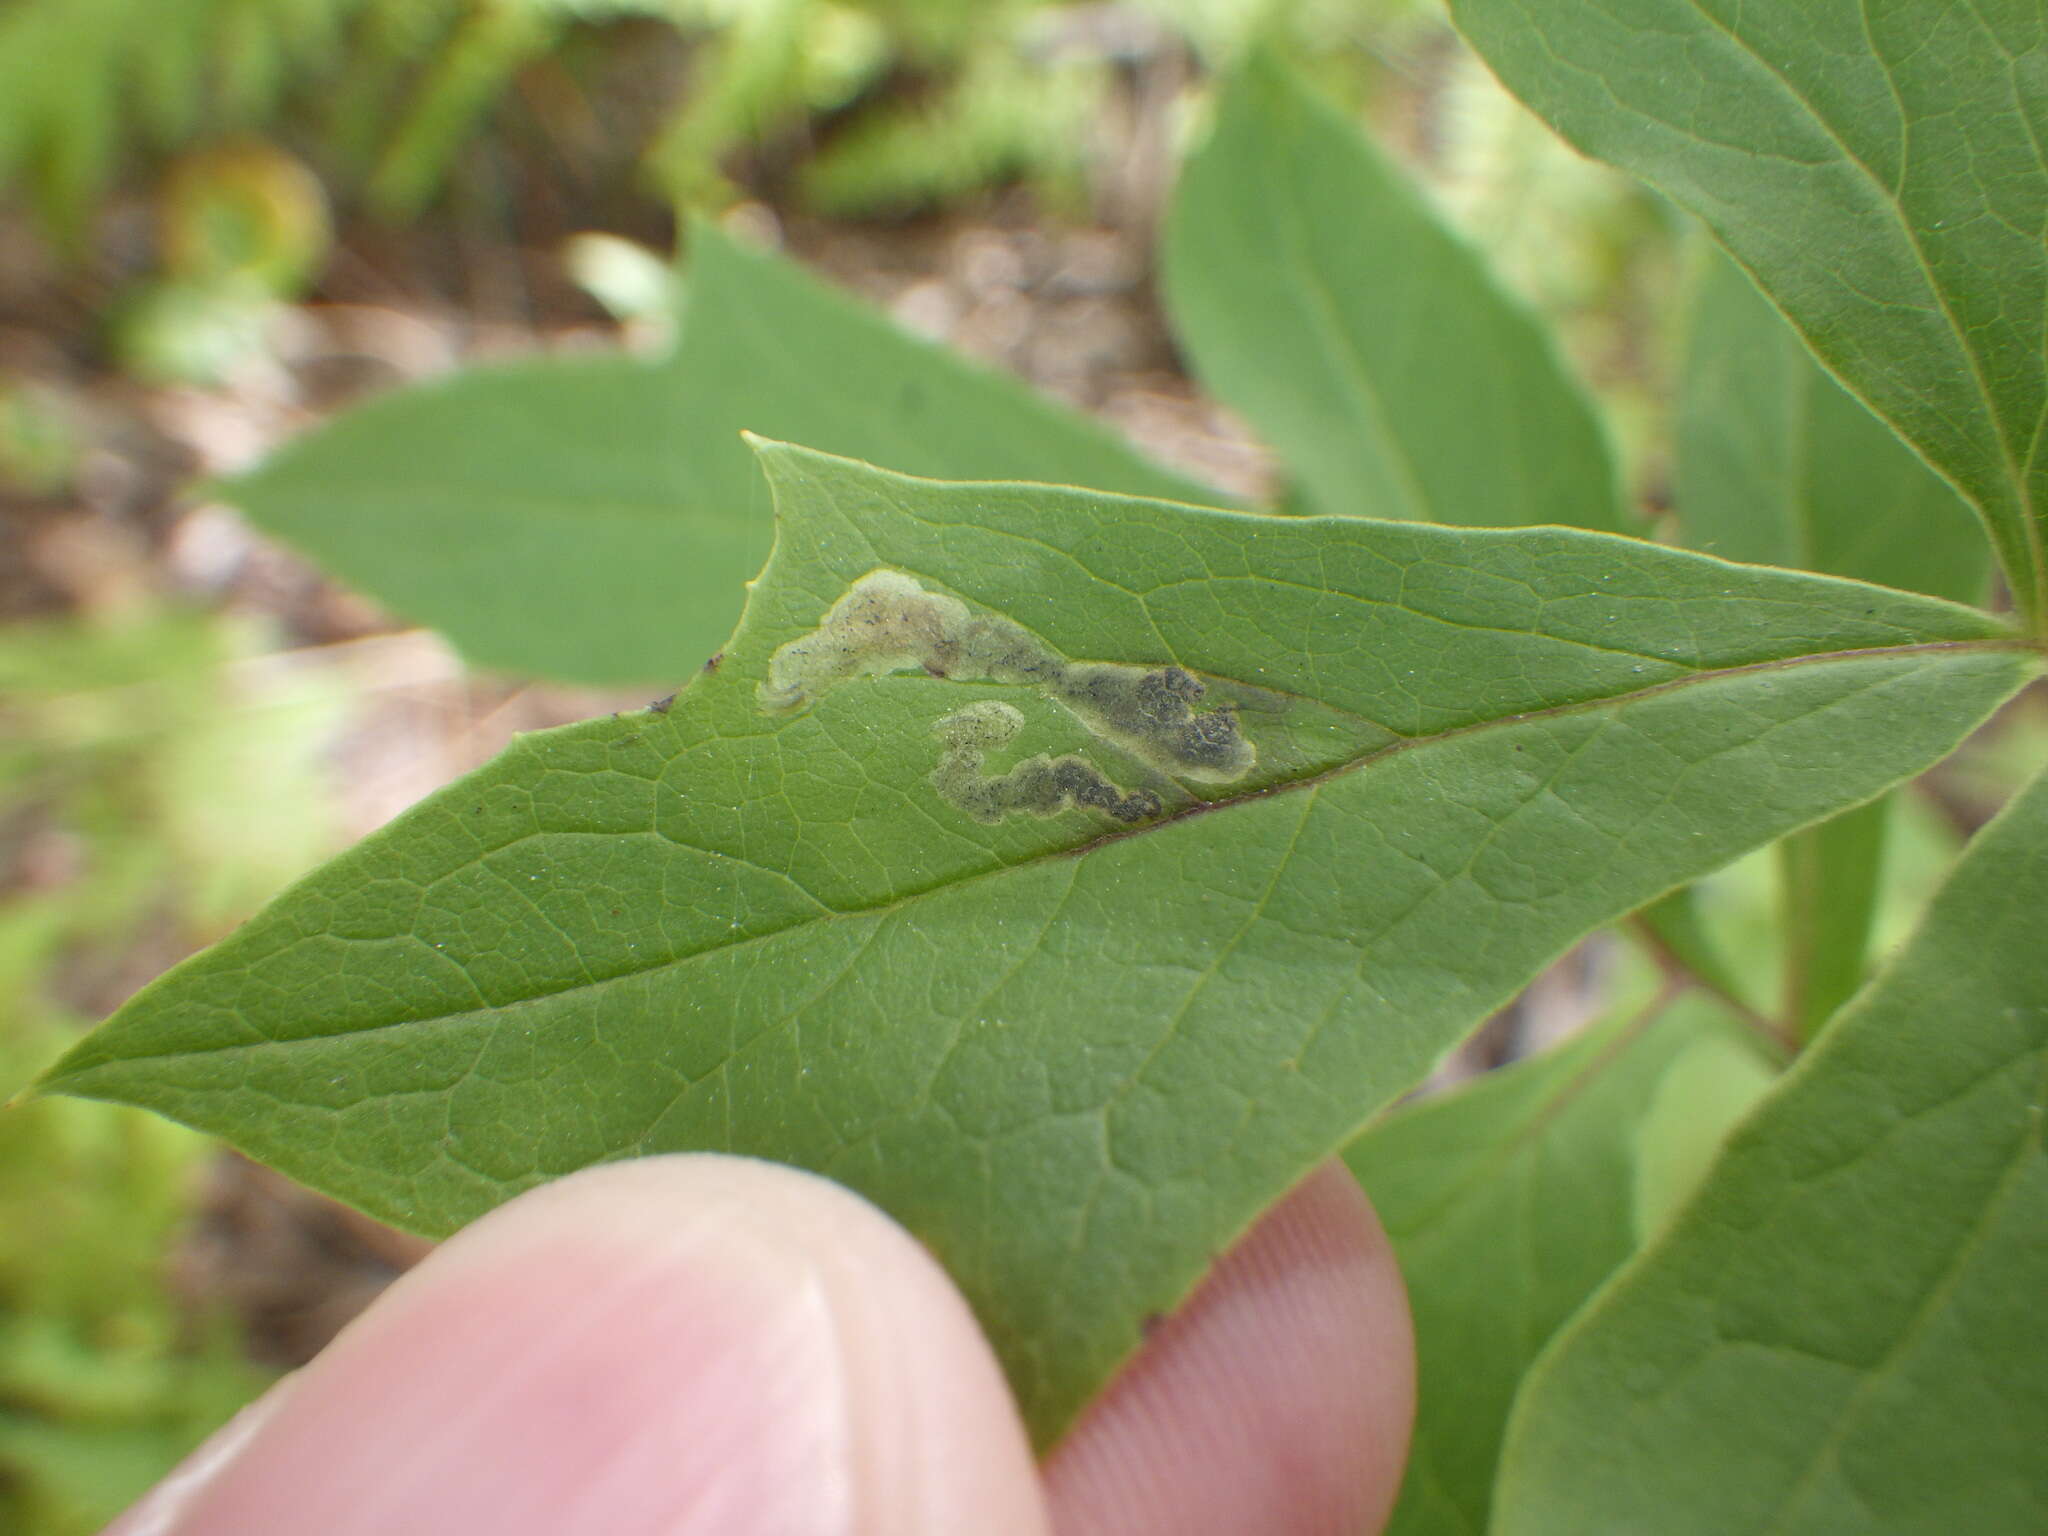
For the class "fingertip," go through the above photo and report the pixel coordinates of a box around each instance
[1043,1161,1416,1536]
[127,1156,1049,1536]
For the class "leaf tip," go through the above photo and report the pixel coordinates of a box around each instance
[13,1054,80,1111]
[739,431,818,485]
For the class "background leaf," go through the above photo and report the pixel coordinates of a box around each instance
[1777,796,1888,1043]
[1676,244,1989,604]
[221,223,1214,685]
[219,352,748,687]
[1348,990,1774,1536]
[1163,52,1628,531]
[1449,0,2048,626]
[1634,886,1764,1021]
[41,445,2035,1446]
[1674,240,1988,1046]
[1495,759,2048,1535]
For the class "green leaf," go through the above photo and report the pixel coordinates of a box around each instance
[366,4,561,221]
[1162,51,1627,531]
[221,223,1212,686]
[1495,761,2048,1535]
[1779,796,1889,1043]
[1675,242,1975,1050]
[1349,992,1773,1536]
[655,226,1209,523]
[1629,1009,1781,1233]
[1634,886,1763,1021]
[217,352,741,686]
[40,445,2035,1446]
[1676,238,1978,1051]
[1677,245,1989,604]
[1449,0,2048,627]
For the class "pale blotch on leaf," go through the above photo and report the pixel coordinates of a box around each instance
[931,701,1163,825]
[759,568,1255,784]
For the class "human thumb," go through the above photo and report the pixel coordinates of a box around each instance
[111,1155,1050,1536]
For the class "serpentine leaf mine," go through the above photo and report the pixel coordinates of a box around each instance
[931,701,1164,824]
[758,568,1256,823]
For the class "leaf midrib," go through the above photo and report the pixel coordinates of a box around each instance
[74,636,2034,1075]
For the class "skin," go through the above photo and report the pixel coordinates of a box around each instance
[112,1155,1414,1536]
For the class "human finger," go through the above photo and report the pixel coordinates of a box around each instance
[111,1155,1050,1536]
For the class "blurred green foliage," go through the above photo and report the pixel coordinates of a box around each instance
[0,0,1466,242]
[6,0,1645,396]
[0,1079,266,1534]
[0,606,347,1532]
[0,0,1115,240]
[0,384,83,501]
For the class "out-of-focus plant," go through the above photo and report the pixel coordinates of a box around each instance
[563,230,679,335]
[0,0,1110,242]
[0,0,1443,258]
[108,138,333,386]
[0,605,347,1533]
[796,22,1101,217]
[0,383,83,500]
[0,1049,264,1536]
[1422,49,1678,499]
